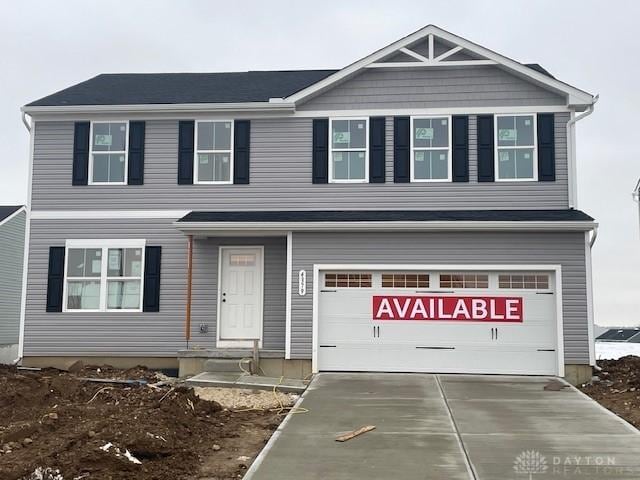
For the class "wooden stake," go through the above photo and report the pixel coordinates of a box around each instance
[335,425,376,442]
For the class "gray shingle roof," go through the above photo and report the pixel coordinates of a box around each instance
[177,209,593,223]
[26,64,551,107]
[26,70,338,107]
[0,206,23,223]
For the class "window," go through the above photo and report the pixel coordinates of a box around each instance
[495,114,537,181]
[64,240,145,312]
[382,273,429,288]
[499,274,549,289]
[329,118,368,182]
[195,120,233,183]
[89,121,128,184]
[325,273,372,288]
[229,254,256,266]
[411,116,451,181]
[440,274,488,289]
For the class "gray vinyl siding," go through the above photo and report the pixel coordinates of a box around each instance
[31,113,568,210]
[290,231,588,364]
[24,219,285,356]
[297,66,565,110]
[0,211,25,345]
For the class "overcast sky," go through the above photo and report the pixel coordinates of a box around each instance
[1,0,638,326]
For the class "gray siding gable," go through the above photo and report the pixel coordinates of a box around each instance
[0,210,25,346]
[297,65,565,111]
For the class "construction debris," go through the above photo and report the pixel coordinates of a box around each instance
[335,425,376,442]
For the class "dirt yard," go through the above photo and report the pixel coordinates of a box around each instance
[0,365,289,480]
[580,355,640,429]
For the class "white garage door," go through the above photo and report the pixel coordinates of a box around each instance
[317,269,559,375]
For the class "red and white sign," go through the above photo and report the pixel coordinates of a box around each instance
[372,295,523,322]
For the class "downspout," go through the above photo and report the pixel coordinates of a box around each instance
[567,94,599,209]
[633,179,640,238]
[14,112,33,365]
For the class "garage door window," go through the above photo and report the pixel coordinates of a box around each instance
[325,273,372,288]
[440,274,488,289]
[498,274,549,289]
[382,273,429,288]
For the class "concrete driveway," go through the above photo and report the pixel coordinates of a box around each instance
[245,373,640,480]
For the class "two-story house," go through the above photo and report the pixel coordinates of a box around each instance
[19,25,597,384]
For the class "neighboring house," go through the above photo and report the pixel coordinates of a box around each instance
[0,206,26,364]
[19,25,598,384]
[596,328,640,343]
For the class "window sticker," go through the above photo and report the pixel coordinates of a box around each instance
[524,119,531,126]
[222,156,229,163]
[200,156,209,164]
[524,153,531,159]
[415,128,434,140]
[499,151,511,162]
[333,131,350,144]
[358,152,364,158]
[108,250,121,270]
[119,156,125,163]
[441,119,447,125]
[439,154,446,160]
[91,260,102,274]
[131,261,142,276]
[357,123,364,129]
[119,125,126,131]
[94,134,113,146]
[498,129,517,142]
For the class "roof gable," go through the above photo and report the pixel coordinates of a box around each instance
[285,25,593,108]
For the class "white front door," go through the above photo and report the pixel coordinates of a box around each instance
[218,247,263,347]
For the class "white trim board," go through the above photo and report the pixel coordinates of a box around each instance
[175,220,598,235]
[285,232,293,359]
[31,210,190,220]
[311,263,565,377]
[0,207,26,227]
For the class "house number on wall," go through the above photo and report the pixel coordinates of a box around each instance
[298,270,307,296]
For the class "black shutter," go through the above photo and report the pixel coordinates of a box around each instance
[452,115,469,182]
[369,117,386,183]
[72,122,90,186]
[46,247,65,312]
[394,117,410,183]
[477,115,495,182]
[537,113,555,181]
[233,120,250,184]
[177,121,195,185]
[128,121,145,185]
[143,246,162,312]
[312,119,329,184]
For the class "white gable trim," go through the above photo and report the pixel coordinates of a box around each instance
[285,25,594,108]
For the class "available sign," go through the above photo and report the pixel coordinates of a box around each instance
[372,295,523,322]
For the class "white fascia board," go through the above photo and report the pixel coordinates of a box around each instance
[21,101,295,116]
[285,24,594,107]
[31,209,189,220]
[0,206,26,227]
[173,220,598,234]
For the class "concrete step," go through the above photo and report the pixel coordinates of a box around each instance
[186,372,308,394]
[204,358,252,373]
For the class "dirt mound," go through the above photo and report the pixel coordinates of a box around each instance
[580,355,640,429]
[0,365,280,479]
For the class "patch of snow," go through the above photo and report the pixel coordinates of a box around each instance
[98,441,141,465]
[25,467,64,480]
[595,341,640,360]
[123,449,142,465]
